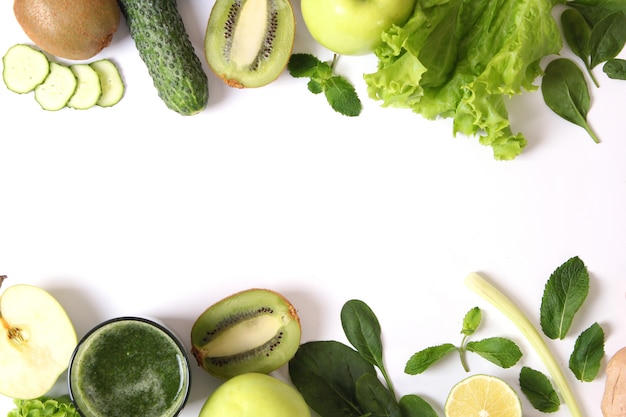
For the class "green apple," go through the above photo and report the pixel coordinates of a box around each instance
[199,373,311,417]
[0,277,77,399]
[301,0,416,56]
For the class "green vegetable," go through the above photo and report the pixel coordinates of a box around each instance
[8,395,80,417]
[399,395,439,417]
[561,8,598,86]
[287,53,361,117]
[541,58,599,144]
[355,373,402,417]
[405,306,522,374]
[465,272,584,417]
[67,64,102,110]
[588,11,626,68]
[519,366,561,413]
[2,44,49,94]
[568,0,626,27]
[603,58,626,78]
[289,300,437,417]
[569,321,605,382]
[90,59,125,107]
[364,0,562,160]
[117,0,208,115]
[289,340,377,417]
[539,255,590,340]
[341,299,396,397]
[34,62,77,111]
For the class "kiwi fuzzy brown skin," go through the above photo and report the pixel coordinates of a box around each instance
[13,0,120,60]
[191,288,302,380]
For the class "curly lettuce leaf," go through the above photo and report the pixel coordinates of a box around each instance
[8,396,80,417]
[364,0,562,160]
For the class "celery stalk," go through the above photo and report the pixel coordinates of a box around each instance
[464,272,583,417]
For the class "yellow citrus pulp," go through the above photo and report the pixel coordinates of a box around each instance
[444,374,522,417]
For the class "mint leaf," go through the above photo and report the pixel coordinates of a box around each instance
[519,366,561,413]
[307,79,323,94]
[540,256,590,339]
[288,53,322,78]
[465,337,523,368]
[569,322,605,382]
[461,306,481,336]
[405,343,456,375]
[324,76,362,117]
[289,53,362,117]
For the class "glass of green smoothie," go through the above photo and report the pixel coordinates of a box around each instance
[68,317,191,417]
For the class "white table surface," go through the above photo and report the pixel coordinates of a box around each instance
[1,1,625,417]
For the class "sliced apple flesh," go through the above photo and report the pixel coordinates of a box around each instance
[0,282,77,399]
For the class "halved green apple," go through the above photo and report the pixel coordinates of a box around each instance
[0,277,77,399]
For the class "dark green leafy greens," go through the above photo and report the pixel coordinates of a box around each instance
[364,0,562,160]
[568,0,626,26]
[541,59,599,144]
[341,299,396,397]
[289,300,438,417]
[288,53,362,117]
[561,8,598,86]
[519,366,561,413]
[569,321,605,382]
[405,306,522,374]
[588,11,626,68]
[539,255,590,340]
[603,58,626,78]
[289,340,377,417]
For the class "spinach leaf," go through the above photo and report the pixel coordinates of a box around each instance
[355,373,402,417]
[398,395,439,417]
[568,0,626,26]
[341,299,396,396]
[561,8,598,86]
[569,322,605,381]
[288,340,376,417]
[541,59,600,144]
[603,58,626,79]
[466,337,523,368]
[589,11,626,68]
[539,256,590,340]
[519,366,561,413]
[405,343,457,375]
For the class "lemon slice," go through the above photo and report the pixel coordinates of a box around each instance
[444,374,522,417]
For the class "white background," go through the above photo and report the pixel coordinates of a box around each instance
[1,1,625,417]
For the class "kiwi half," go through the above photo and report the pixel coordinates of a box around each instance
[204,0,295,88]
[191,288,301,379]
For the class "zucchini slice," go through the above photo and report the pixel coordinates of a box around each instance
[67,64,102,110]
[2,44,50,94]
[34,62,77,111]
[90,59,124,107]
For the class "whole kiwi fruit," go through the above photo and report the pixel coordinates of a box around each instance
[13,0,121,60]
[191,288,302,380]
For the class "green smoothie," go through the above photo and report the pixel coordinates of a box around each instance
[69,317,190,417]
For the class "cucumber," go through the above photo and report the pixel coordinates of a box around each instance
[90,59,125,107]
[67,64,102,110]
[2,44,50,94]
[34,62,77,111]
[117,0,209,115]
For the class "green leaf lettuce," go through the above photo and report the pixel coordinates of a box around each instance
[364,0,563,160]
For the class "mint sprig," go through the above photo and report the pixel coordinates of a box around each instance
[288,53,362,117]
